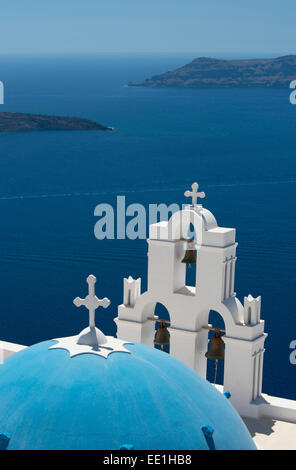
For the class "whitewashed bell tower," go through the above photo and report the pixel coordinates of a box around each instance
[115,183,267,418]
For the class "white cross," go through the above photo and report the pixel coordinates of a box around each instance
[184,182,205,206]
[73,275,110,328]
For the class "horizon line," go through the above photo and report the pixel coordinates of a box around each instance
[0,51,294,57]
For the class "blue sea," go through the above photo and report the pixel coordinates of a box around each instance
[0,53,295,399]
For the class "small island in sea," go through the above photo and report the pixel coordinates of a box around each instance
[129,55,296,88]
[0,112,113,132]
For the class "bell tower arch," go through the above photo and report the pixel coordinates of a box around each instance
[114,183,267,418]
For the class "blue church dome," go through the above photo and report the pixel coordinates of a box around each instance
[0,338,256,450]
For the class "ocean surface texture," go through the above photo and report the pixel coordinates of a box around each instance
[0,53,295,399]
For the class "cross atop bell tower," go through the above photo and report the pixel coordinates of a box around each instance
[184,182,206,206]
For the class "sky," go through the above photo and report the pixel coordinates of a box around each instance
[0,0,295,55]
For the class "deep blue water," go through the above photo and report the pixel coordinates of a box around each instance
[0,53,295,399]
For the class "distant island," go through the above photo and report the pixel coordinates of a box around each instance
[0,112,113,133]
[129,55,296,88]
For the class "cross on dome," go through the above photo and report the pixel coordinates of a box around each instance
[73,274,110,328]
[49,274,132,357]
[184,182,205,206]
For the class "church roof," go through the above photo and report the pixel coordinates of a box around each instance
[0,273,256,450]
[0,337,256,450]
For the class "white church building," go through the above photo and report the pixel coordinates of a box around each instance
[0,182,295,450]
[115,183,296,440]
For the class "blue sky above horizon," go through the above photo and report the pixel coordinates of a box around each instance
[0,0,295,56]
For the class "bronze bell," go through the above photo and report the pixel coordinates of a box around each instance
[181,238,196,266]
[154,321,170,350]
[205,330,225,361]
